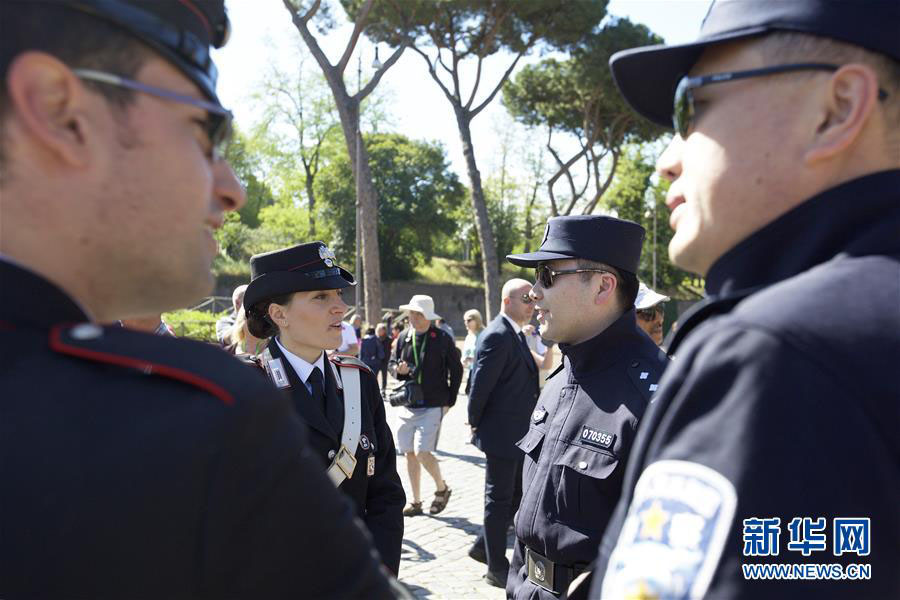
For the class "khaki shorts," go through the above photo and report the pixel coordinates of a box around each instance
[396,406,442,453]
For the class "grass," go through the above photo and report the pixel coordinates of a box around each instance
[413,257,531,287]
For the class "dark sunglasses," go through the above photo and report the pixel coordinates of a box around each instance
[535,264,609,288]
[519,294,533,304]
[73,68,234,160]
[637,305,664,321]
[673,62,890,138]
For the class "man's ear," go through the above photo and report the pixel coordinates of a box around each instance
[594,273,617,306]
[804,64,881,165]
[5,51,97,168]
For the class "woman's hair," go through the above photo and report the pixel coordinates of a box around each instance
[226,308,249,347]
[246,293,295,339]
[464,309,484,332]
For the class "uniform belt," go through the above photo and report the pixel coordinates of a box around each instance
[326,363,361,487]
[525,546,586,595]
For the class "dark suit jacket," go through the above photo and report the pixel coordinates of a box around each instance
[263,340,405,574]
[468,315,540,459]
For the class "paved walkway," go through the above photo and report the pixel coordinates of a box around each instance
[385,384,508,599]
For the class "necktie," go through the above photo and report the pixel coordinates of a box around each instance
[307,367,326,413]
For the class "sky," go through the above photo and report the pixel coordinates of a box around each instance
[213,0,713,181]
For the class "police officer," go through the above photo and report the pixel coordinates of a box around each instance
[242,242,406,574]
[504,216,669,600]
[588,1,900,598]
[0,1,400,598]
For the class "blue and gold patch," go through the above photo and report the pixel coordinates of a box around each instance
[601,460,737,600]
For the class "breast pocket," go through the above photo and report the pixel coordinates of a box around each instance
[552,443,620,532]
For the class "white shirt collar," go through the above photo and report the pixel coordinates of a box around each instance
[500,312,522,335]
[275,336,325,383]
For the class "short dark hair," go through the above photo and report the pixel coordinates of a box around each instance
[246,293,295,339]
[576,258,639,310]
[0,3,152,176]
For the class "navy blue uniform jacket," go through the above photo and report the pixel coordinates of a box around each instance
[261,339,405,574]
[590,171,900,599]
[468,315,540,459]
[0,260,394,600]
[509,310,668,600]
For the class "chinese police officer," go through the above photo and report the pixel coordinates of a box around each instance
[0,1,400,598]
[504,216,669,599]
[588,1,900,598]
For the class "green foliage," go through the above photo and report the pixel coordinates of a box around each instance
[315,133,466,279]
[224,129,276,229]
[163,309,226,342]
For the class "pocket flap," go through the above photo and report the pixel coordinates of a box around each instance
[554,443,618,479]
[516,426,546,454]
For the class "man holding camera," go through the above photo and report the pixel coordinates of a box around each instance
[390,295,463,517]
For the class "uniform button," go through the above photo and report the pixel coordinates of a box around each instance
[630,361,639,368]
[71,323,103,340]
[578,461,588,470]
[327,449,336,460]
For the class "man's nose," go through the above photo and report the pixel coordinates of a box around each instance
[656,134,684,183]
[214,159,247,212]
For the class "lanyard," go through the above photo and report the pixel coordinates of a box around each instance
[411,330,428,384]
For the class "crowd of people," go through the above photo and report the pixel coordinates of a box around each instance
[2,1,897,599]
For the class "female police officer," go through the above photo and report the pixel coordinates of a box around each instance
[242,242,405,574]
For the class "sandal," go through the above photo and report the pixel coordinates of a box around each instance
[429,486,452,514]
[403,501,423,517]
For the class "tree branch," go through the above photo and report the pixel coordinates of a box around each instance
[470,49,524,118]
[583,150,620,214]
[336,0,375,75]
[464,54,484,111]
[413,46,456,104]
[356,39,409,101]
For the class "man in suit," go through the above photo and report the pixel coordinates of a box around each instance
[467,278,541,588]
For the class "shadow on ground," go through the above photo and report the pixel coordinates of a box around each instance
[433,448,486,468]
[401,538,437,563]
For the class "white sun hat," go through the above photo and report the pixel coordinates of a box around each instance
[635,283,670,310]
[398,294,441,320]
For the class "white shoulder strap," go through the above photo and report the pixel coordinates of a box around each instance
[326,363,362,487]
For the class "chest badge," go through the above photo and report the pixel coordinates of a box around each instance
[266,358,290,389]
[359,434,371,451]
[580,425,615,450]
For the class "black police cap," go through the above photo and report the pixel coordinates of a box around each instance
[27,0,230,104]
[507,215,645,275]
[243,242,356,311]
[610,0,900,128]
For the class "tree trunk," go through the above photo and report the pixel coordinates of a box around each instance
[303,165,316,238]
[455,108,500,320]
[335,100,382,324]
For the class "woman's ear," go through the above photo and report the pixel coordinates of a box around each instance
[267,303,287,329]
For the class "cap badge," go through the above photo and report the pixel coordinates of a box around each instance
[319,245,336,267]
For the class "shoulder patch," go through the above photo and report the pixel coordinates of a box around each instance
[601,460,737,600]
[329,354,373,373]
[49,323,253,406]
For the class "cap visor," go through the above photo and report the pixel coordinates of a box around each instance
[609,26,769,128]
[506,250,576,267]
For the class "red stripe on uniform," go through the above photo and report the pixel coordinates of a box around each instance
[49,325,234,406]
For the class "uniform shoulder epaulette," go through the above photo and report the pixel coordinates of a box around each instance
[329,353,373,373]
[625,358,663,403]
[49,322,266,406]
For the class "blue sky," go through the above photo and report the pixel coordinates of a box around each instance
[213,0,712,180]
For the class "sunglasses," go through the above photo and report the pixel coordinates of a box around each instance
[636,305,664,321]
[72,68,234,160]
[535,264,609,288]
[673,62,889,138]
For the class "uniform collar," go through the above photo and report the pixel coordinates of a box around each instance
[706,170,900,297]
[559,309,643,376]
[669,169,900,353]
[0,257,90,330]
[500,312,522,334]
[275,337,325,384]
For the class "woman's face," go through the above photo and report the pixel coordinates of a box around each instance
[465,317,478,333]
[273,288,348,356]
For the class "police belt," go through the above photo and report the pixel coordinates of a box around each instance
[325,362,362,487]
[525,546,587,595]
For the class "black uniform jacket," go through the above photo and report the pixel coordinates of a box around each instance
[468,315,540,459]
[261,339,405,574]
[590,170,900,600]
[0,260,394,600]
[394,325,463,408]
[509,310,668,600]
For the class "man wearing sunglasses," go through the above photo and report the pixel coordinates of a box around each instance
[586,1,900,599]
[634,283,671,347]
[503,216,669,600]
[0,1,400,598]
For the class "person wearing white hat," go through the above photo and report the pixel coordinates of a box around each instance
[390,295,463,517]
[634,283,670,346]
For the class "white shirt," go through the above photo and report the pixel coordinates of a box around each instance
[500,312,522,335]
[336,322,358,352]
[275,337,326,394]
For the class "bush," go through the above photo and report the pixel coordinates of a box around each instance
[163,309,227,342]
